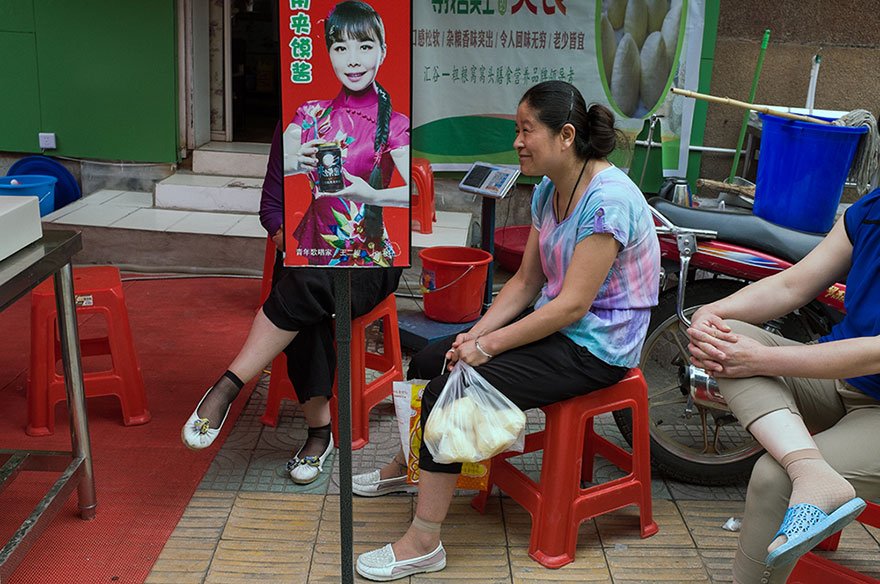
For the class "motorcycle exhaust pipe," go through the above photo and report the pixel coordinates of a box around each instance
[687,365,730,411]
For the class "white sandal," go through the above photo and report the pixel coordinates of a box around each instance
[287,434,334,484]
[181,387,232,450]
[352,470,416,497]
[356,542,445,581]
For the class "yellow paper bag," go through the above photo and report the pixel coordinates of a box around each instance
[402,381,490,491]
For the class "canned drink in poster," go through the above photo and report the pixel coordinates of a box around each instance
[316,143,344,193]
[278,0,412,268]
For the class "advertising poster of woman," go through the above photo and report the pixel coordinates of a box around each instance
[278,0,411,268]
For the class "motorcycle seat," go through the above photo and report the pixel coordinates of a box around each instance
[649,197,827,264]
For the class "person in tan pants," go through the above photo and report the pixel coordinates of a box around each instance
[687,189,880,583]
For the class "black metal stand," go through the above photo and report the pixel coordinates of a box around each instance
[333,270,354,584]
[480,197,496,312]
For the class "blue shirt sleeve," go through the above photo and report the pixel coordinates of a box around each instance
[575,182,634,248]
[844,188,880,244]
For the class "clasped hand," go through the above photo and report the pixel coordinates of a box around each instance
[444,332,491,370]
[686,309,761,378]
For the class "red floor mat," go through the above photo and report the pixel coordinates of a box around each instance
[0,275,261,583]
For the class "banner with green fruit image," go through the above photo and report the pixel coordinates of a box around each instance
[413,0,707,178]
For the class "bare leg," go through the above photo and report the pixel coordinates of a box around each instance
[747,409,855,553]
[378,448,407,480]
[197,308,297,424]
[228,308,298,383]
[391,470,458,560]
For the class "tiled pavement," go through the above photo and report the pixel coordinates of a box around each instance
[147,332,880,583]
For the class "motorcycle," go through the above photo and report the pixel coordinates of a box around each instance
[612,192,846,485]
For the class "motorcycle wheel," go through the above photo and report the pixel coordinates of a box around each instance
[614,279,763,485]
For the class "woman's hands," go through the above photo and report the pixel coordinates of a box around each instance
[282,122,321,176]
[687,308,762,378]
[444,332,491,369]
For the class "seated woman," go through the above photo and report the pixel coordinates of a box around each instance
[687,190,880,582]
[354,80,661,581]
[180,0,406,486]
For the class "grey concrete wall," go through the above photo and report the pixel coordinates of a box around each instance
[701,1,880,201]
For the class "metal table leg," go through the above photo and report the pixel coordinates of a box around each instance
[54,262,97,519]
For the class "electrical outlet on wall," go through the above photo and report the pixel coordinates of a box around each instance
[38,133,57,149]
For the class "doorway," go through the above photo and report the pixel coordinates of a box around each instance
[230,0,279,143]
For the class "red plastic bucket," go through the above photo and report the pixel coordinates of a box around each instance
[419,246,492,323]
[494,225,530,272]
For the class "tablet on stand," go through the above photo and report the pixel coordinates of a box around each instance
[459,162,521,311]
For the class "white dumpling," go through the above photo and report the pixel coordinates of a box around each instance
[607,0,627,29]
[601,13,617,82]
[661,0,682,63]
[624,0,648,48]
[640,32,670,108]
[646,0,667,33]
[496,407,526,436]
[611,33,641,117]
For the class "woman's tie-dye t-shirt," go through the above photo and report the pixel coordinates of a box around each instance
[531,166,660,368]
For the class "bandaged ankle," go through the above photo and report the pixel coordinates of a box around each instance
[781,448,854,514]
[781,448,823,470]
[411,516,442,534]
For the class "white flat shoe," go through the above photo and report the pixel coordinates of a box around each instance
[181,387,232,450]
[287,434,334,484]
[352,469,417,497]
[356,542,446,581]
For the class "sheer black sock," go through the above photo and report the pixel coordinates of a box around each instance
[297,423,332,458]
[196,371,244,429]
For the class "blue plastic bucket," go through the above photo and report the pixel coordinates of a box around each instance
[0,175,57,216]
[753,114,866,233]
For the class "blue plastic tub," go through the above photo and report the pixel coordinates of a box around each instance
[753,114,866,233]
[0,175,57,216]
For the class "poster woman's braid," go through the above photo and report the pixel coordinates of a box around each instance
[362,81,391,244]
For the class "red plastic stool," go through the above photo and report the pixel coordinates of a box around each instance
[28,266,149,436]
[259,293,403,450]
[259,236,276,307]
[471,369,658,568]
[787,502,880,583]
[411,158,436,234]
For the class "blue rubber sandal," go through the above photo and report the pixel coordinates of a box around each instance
[765,497,866,567]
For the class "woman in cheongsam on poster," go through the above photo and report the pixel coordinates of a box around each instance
[282,0,409,267]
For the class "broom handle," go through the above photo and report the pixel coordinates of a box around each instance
[671,88,832,125]
[730,29,771,181]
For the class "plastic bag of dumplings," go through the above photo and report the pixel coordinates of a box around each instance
[424,361,526,464]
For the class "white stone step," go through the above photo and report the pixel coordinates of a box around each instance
[412,211,471,248]
[43,189,265,238]
[43,188,470,247]
[155,172,263,213]
[192,141,270,178]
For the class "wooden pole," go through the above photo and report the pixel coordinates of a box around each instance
[671,88,832,125]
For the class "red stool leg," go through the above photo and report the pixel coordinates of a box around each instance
[261,352,296,427]
[259,237,275,308]
[349,310,369,449]
[104,288,150,426]
[628,375,659,538]
[27,296,56,436]
[581,418,598,483]
[527,404,584,568]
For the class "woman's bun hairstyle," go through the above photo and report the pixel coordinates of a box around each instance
[520,80,624,161]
